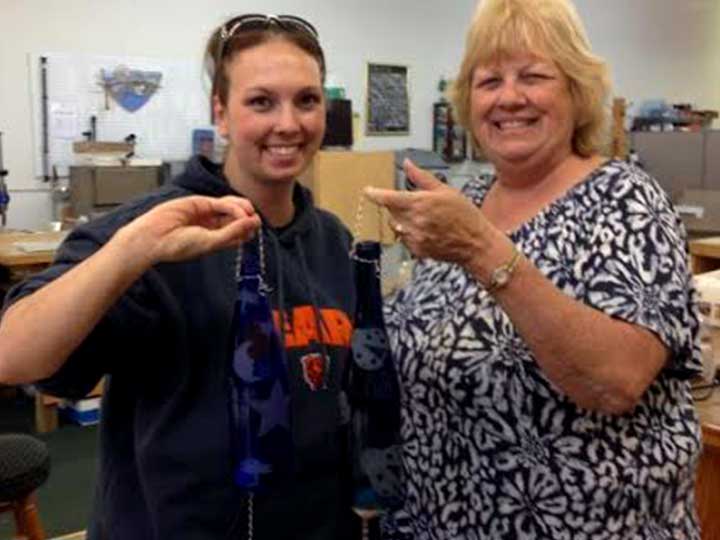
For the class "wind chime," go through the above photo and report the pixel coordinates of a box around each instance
[228,193,404,540]
[349,194,405,539]
[229,231,292,539]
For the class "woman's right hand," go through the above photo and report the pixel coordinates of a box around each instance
[114,195,262,266]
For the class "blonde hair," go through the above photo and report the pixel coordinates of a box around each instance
[450,0,611,157]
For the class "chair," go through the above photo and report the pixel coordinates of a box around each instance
[0,434,51,540]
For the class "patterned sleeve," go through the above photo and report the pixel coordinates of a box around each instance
[578,164,701,378]
[380,508,414,540]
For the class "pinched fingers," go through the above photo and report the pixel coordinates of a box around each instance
[181,195,256,231]
[197,196,261,248]
[205,214,262,250]
[199,196,256,226]
[136,195,263,262]
[213,196,256,218]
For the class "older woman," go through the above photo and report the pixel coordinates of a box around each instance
[368,0,702,538]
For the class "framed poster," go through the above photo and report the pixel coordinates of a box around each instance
[365,63,410,136]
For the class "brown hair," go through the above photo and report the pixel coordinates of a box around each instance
[204,17,326,106]
[450,0,611,157]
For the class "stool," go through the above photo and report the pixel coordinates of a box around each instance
[0,434,51,540]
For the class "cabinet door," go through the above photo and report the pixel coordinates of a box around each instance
[299,151,395,243]
[95,167,160,205]
[631,131,704,200]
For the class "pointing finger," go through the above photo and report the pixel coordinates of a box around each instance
[364,186,414,211]
[404,159,445,191]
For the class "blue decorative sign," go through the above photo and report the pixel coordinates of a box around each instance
[100,66,162,113]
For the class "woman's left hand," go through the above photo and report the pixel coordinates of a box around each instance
[365,159,497,265]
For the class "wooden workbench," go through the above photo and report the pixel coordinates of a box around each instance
[0,230,66,280]
[689,236,720,274]
[695,390,720,540]
[0,229,86,432]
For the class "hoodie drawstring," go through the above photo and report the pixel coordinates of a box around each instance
[267,230,289,350]
[294,235,333,389]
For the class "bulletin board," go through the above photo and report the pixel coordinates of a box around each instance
[28,52,212,178]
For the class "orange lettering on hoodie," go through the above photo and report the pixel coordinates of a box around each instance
[272,307,353,349]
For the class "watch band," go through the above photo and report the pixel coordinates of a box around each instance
[486,244,521,293]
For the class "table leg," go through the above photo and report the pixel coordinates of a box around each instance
[34,393,58,433]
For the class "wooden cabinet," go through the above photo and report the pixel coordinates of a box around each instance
[697,425,720,539]
[696,394,720,539]
[69,165,162,217]
[299,151,395,243]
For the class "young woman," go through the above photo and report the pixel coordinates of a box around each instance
[0,14,358,539]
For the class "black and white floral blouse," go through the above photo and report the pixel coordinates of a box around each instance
[383,160,702,540]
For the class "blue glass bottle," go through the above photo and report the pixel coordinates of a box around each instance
[229,237,293,493]
[349,240,404,524]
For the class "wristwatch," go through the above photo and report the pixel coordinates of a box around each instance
[486,244,521,293]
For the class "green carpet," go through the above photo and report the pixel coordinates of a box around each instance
[0,392,98,538]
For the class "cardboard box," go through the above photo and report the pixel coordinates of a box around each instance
[60,396,101,426]
[676,190,720,238]
[299,151,395,244]
[693,269,720,382]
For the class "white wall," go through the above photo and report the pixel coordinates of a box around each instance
[1,0,718,229]
[575,0,720,110]
[712,2,720,109]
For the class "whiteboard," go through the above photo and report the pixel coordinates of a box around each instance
[28,52,212,178]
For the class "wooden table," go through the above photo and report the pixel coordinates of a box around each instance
[689,236,720,274]
[0,230,70,432]
[0,230,66,280]
[695,390,720,540]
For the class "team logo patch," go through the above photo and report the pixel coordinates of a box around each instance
[300,353,328,391]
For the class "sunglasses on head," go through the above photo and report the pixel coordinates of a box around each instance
[218,14,319,56]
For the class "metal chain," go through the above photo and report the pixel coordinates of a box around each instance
[247,493,254,540]
[350,189,391,277]
[235,228,272,293]
[257,229,271,294]
[350,188,368,245]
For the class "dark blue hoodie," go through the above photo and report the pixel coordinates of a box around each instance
[5,157,358,539]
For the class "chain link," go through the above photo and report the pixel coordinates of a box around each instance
[247,493,254,540]
[350,188,396,280]
[350,188,367,245]
[350,192,381,276]
[235,228,272,294]
[350,189,388,249]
